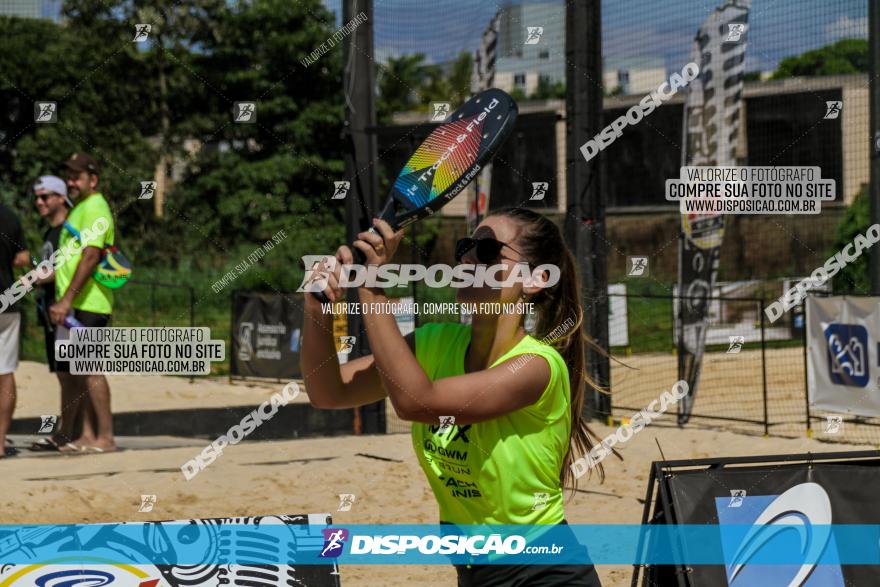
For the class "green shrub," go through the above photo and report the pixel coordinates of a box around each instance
[830,185,870,293]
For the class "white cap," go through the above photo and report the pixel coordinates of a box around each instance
[33,175,71,206]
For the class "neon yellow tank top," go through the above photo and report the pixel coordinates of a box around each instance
[411,322,572,525]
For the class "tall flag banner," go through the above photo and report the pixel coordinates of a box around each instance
[676,0,750,425]
[467,11,501,233]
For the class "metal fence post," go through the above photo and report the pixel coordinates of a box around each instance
[150,283,156,326]
[802,297,812,437]
[870,0,880,292]
[189,285,196,383]
[229,290,236,385]
[759,299,768,437]
[565,0,608,423]
[189,286,195,328]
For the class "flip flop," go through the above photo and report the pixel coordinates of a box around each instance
[78,445,117,454]
[58,442,81,454]
[31,437,62,452]
[2,446,19,458]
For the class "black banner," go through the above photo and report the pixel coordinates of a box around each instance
[641,451,880,586]
[231,291,303,379]
[676,221,723,425]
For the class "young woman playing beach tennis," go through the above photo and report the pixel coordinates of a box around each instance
[302,208,603,586]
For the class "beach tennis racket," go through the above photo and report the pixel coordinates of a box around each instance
[93,245,132,289]
[311,88,518,301]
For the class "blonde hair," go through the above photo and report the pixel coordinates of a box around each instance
[492,207,607,490]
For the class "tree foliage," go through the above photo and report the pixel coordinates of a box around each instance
[531,76,565,100]
[161,0,347,277]
[831,185,870,293]
[0,0,346,285]
[0,13,157,249]
[377,53,431,123]
[377,51,474,122]
[772,39,868,79]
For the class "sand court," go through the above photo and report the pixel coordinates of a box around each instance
[3,362,873,586]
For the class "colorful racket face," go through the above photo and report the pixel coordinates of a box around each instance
[308,89,516,302]
[388,88,518,228]
[94,247,132,289]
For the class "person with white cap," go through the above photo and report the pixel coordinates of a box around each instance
[30,176,90,452]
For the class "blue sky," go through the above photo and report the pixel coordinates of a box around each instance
[321,0,868,74]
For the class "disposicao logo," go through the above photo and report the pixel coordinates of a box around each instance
[320,528,349,558]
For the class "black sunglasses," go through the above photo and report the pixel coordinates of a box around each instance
[455,237,523,264]
[34,193,57,202]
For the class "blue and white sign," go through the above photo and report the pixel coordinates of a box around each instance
[714,482,842,586]
[807,296,880,416]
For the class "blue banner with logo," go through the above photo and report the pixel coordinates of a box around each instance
[807,295,880,417]
[4,523,880,566]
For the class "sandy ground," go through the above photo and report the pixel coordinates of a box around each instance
[13,360,305,418]
[3,419,873,586]
[609,346,805,435]
[6,355,879,585]
[18,346,880,446]
[387,345,880,445]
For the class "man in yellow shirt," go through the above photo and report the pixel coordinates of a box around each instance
[49,153,116,453]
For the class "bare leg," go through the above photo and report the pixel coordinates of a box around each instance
[79,374,114,450]
[56,372,79,442]
[80,391,97,442]
[58,374,99,451]
[0,373,16,457]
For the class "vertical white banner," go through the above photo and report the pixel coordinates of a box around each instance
[677,0,750,424]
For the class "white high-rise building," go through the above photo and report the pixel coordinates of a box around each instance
[493,2,565,96]
[490,2,669,98]
[602,57,667,96]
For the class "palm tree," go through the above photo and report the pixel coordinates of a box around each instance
[377,53,429,122]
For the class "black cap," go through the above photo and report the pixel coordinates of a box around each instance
[64,152,100,175]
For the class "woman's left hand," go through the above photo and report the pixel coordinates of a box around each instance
[353,218,404,266]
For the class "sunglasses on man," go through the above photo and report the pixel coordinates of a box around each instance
[34,192,60,202]
[455,237,524,264]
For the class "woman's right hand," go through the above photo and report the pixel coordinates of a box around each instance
[305,245,355,305]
